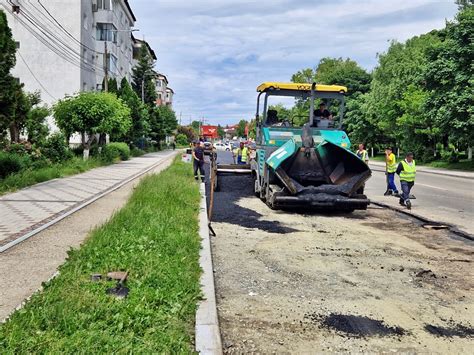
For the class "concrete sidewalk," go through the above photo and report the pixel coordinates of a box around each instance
[0,151,176,251]
[369,161,474,179]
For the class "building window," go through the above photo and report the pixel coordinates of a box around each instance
[96,23,117,42]
[15,41,20,49]
[97,0,112,10]
[105,53,118,74]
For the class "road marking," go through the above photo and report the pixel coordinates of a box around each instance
[416,183,447,191]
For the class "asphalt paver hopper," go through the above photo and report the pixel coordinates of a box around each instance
[251,82,371,211]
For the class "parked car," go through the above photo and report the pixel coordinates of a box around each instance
[214,142,231,151]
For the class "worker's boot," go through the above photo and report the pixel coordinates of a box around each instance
[384,189,392,196]
[399,199,405,206]
[406,200,412,210]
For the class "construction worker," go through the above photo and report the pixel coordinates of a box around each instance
[234,142,249,165]
[192,141,205,182]
[356,144,369,164]
[396,152,416,209]
[384,147,399,196]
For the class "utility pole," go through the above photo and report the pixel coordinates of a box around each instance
[141,78,145,103]
[104,41,108,92]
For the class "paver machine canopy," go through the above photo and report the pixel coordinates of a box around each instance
[251,82,371,211]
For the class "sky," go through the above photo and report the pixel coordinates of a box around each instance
[131,0,458,126]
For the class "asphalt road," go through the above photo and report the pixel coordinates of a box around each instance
[365,165,474,235]
[212,150,474,235]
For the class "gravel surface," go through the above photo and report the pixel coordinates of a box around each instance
[208,152,474,353]
[0,154,176,322]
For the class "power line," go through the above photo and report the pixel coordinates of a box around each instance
[16,2,103,72]
[17,50,56,100]
[1,3,102,74]
[36,0,102,54]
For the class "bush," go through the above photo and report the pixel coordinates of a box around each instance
[42,133,73,163]
[0,152,29,179]
[130,147,146,157]
[176,134,188,146]
[440,149,460,163]
[101,142,130,162]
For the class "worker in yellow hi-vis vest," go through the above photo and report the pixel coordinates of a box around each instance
[384,147,399,196]
[234,142,249,165]
[396,152,416,210]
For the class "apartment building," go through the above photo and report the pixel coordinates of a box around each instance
[2,0,137,107]
[155,73,174,108]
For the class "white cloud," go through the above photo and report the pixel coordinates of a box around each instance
[131,0,457,125]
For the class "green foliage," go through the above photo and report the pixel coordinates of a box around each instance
[0,151,27,179]
[175,133,188,146]
[42,133,72,163]
[101,142,130,162]
[53,92,131,149]
[424,6,474,148]
[177,125,197,142]
[290,57,372,128]
[132,45,157,106]
[148,106,178,148]
[0,10,18,139]
[0,157,107,195]
[130,147,146,157]
[236,119,248,137]
[440,149,461,163]
[116,77,149,144]
[24,105,50,144]
[217,124,225,138]
[0,159,202,352]
[108,77,118,93]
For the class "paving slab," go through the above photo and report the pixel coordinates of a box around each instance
[0,151,175,251]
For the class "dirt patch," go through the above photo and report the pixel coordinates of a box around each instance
[210,153,474,353]
[305,313,406,337]
[425,323,474,338]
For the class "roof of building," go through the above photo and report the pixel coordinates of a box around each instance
[156,73,169,84]
[166,87,174,93]
[132,37,157,60]
[124,0,137,22]
[257,82,347,93]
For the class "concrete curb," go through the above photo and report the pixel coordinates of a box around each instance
[195,183,222,355]
[369,161,474,179]
[371,200,473,241]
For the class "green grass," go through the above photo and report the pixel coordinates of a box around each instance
[0,157,109,196]
[0,158,202,353]
[425,159,474,171]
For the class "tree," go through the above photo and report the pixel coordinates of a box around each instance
[157,105,178,137]
[24,99,50,145]
[53,92,131,159]
[217,124,225,138]
[236,119,247,137]
[364,33,441,157]
[175,133,188,146]
[117,77,149,145]
[132,45,157,106]
[0,10,21,141]
[424,6,474,158]
[177,125,197,142]
[291,57,372,129]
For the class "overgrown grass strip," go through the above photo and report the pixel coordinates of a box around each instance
[0,158,202,353]
[0,157,108,196]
